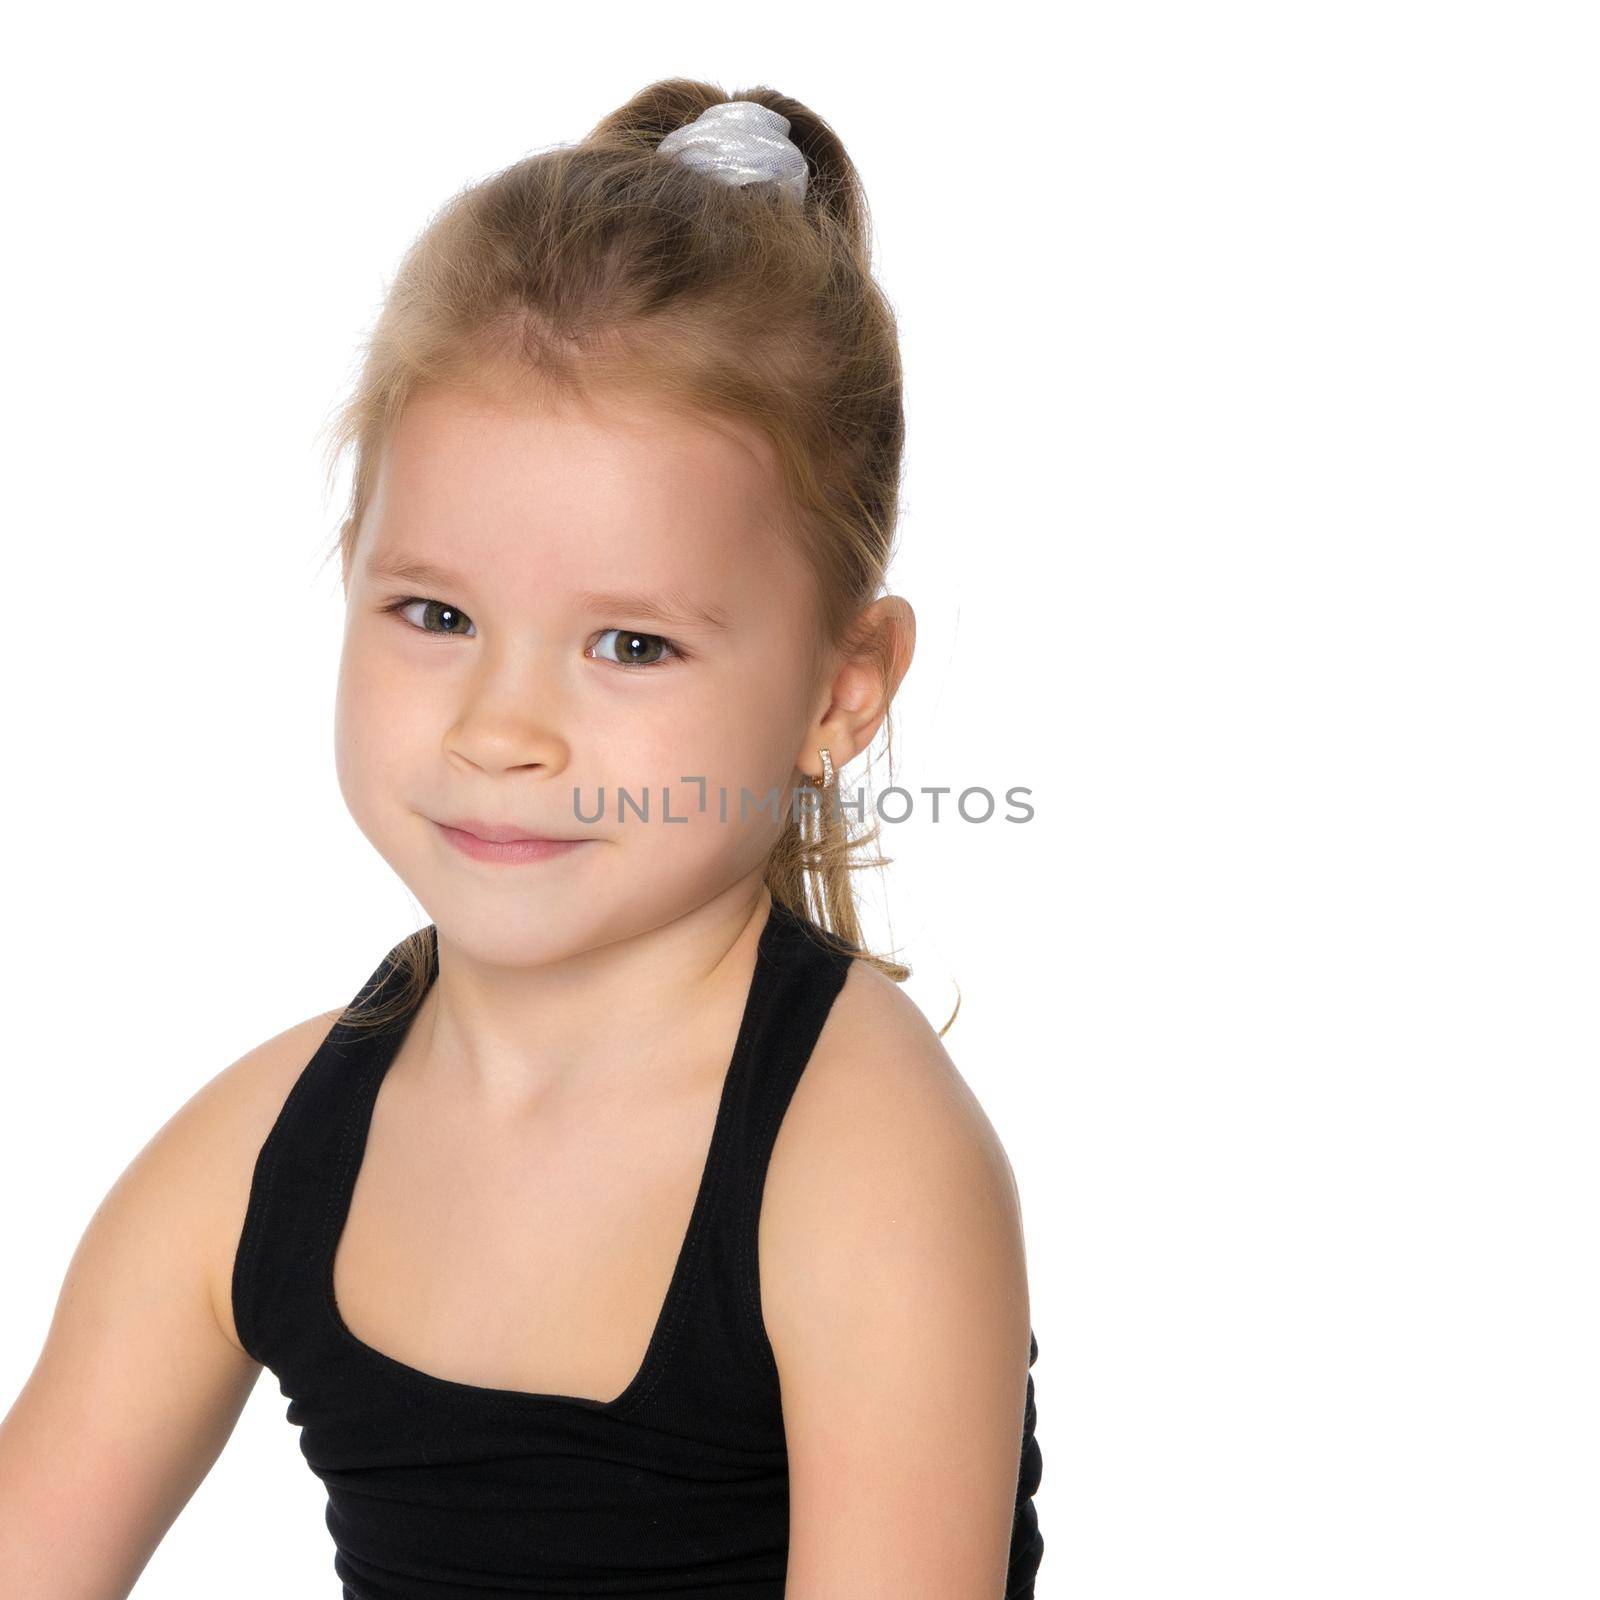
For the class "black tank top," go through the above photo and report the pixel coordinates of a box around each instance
[232,897,1044,1598]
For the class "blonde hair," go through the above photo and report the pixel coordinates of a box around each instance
[320,78,955,1034]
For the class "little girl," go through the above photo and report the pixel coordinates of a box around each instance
[0,80,1042,1599]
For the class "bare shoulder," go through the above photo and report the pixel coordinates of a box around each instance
[180,1006,347,1354]
[759,954,1028,1349]
[768,955,1022,1212]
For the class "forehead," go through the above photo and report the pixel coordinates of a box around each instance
[358,385,791,595]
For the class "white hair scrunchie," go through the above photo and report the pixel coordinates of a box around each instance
[655,100,808,203]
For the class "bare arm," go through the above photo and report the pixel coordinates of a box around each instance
[0,1009,340,1600]
[761,966,1035,1600]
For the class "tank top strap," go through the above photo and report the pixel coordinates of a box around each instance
[232,934,428,1375]
[719,898,859,1384]
[627,897,859,1434]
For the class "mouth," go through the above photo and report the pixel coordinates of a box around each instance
[430,818,596,865]
[435,818,588,845]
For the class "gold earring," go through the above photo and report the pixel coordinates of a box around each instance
[812,747,834,790]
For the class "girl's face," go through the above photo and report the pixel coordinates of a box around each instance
[335,384,827,961]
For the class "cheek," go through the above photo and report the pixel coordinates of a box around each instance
[333,638,414,814]
[616,675,791,793]
[653,673,805,833]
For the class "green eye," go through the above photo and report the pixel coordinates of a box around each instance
[589,629,681,670]
[382,597,475,636]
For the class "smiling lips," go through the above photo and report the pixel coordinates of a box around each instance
[432,818,594,864]
[438,818,583,844]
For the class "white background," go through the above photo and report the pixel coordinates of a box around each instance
[2,3,1596,1596]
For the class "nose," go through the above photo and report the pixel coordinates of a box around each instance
[444,649,573,776]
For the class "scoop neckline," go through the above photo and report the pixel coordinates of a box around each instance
[319,897,799,1416]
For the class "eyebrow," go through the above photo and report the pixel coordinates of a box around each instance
[365,554,733,632]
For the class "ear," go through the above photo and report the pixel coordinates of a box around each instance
[797,597,916,784]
